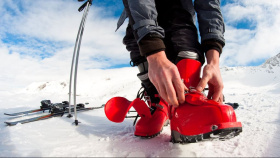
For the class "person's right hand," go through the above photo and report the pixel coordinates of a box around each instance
[146,51,187,107]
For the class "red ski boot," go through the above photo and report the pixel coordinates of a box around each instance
[170,59,242,143]
[104,70,169,138]
[104,89,169,138]
[133,67,170,138]
[133,90,169,138]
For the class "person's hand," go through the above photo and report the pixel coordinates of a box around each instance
[196,49,224,103]
[147,51,187,107]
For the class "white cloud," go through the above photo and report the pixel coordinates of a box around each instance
[221,0,280,66]
[0,0,129,90]
[2,0,280,90]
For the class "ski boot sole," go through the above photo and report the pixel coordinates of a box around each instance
[135,128,163,139]
[171,127,242,144]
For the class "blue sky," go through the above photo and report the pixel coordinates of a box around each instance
[1,0,280,89]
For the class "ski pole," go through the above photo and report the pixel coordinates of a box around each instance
[68,0,93,126]
[67,0,88,118]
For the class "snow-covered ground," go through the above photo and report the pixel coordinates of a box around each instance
[0,54,279,157]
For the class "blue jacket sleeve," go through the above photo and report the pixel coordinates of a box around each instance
[194,0,225,47]
[123,0,165,43]
[120,0,166,56]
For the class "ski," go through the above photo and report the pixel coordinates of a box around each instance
[4,100,56,117]
[4,108,47,116]
[5,112,63,126]
[4,104,104,126]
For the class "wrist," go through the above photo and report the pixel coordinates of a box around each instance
[206,49,220,67]
[202,40,224,54]
[147,51,167,63]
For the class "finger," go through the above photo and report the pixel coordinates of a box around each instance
[173,78,185,104]
[152,80,164,101]
[206,84,213,99]
[182,80,188,92]
[149,73,173,106]
[153,82,161,96]
[196,75,209,92]
[165,79,179,107]
[219,94,224,103]
[207,89,214,100]
[158,81,170,105]
[184,84,188,92]
[211,88,223,102]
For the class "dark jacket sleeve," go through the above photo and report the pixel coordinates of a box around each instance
[194,0,225,54]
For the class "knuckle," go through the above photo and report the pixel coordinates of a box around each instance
[170,66,177,74]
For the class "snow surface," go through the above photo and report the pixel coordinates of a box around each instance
[0,54,280,157]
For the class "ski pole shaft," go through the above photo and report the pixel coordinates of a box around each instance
[68,2,90,118]
[72,0,92,125]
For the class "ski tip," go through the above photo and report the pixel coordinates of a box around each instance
[4,113,24,117]
[4,113,16,116]
[4,121,17,126]
[4,113,22,117]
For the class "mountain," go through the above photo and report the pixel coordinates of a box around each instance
[262,53,280,69]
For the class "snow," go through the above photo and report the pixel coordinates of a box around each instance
[0,55,280,157]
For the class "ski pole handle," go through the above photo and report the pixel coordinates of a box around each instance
[78,0,93,12]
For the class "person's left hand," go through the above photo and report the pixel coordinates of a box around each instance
[195,49,224,103]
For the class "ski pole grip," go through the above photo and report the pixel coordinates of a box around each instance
[78,2,87,12]
[78,0,93,12]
